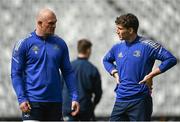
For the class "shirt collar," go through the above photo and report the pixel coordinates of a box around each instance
[126,35,140,45]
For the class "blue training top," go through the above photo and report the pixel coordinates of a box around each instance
[11,31,78,104]
[103,35,177,102]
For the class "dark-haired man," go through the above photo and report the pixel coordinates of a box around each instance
[103,13,177,121]
[63,39,102,121]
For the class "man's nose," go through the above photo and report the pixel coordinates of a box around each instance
[116,29,120,34]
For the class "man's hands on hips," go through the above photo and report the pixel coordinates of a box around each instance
[71,101,80,116]
[20,101,31,113]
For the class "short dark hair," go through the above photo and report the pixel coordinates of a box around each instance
[115,13,139,33]
[78,39,92,54]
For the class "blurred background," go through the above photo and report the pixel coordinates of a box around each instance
[0,0,180,121]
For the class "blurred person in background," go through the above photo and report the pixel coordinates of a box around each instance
[63,39,102,121]
[103,13,177,121]
[11,8,79,121]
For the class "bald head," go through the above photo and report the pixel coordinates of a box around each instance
[36,8,56,22]
[35,8,57,37]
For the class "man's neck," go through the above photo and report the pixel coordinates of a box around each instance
[35,30,47,39]
[127,34,137,43]
[78,54,89,59]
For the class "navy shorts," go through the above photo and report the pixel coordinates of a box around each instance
[110,95,153,121]
[22,102,62,121]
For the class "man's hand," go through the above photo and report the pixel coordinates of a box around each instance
[139,67,161,91]
[139,74,153,91]
[111,69,120,84]
[114,73,120,84]
[71,101,80,116]
[20,101,31,113]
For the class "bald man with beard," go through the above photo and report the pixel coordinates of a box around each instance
[11,8,80,121]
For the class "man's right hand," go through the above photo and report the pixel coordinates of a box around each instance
[113,73,120,84]
[111,70,120,84]
[20,101,31,113]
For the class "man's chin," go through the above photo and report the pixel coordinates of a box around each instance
[119,37,123,40]
[119,36,126,41]
[46,32,54,36]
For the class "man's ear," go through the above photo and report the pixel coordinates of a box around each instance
[129,27,134,34]
[37,21,42,27]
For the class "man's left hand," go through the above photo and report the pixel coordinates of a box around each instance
[139,74,153,91]
[71,101,80,116]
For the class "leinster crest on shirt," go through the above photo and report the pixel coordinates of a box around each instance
[133,50,141,57]
[32,45,39,54]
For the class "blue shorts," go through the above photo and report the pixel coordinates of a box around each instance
[22,102,62,121]
[110,95,153,121]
